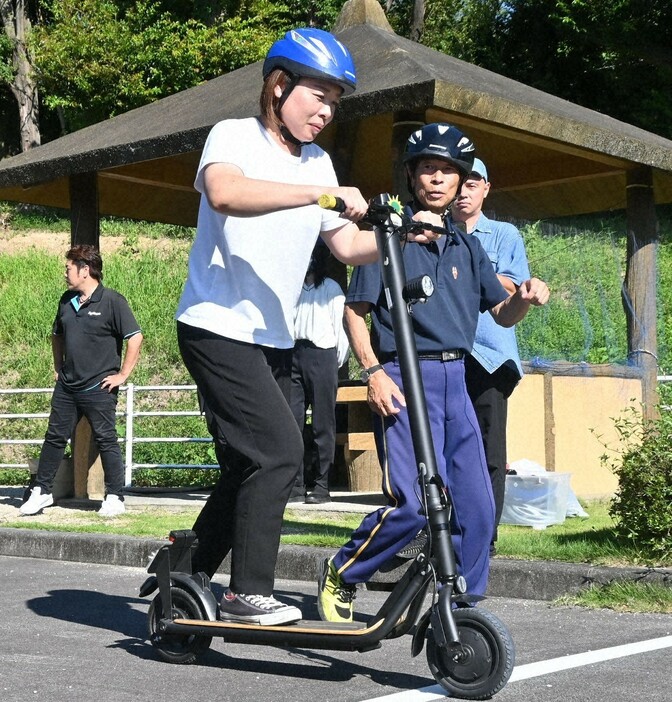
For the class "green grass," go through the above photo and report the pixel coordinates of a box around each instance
[495,500,652,567]
[557,582,672,614]
[3,506,365,548]
[4,207,672,470]
[1,204,193,240]
[3,498,668,567]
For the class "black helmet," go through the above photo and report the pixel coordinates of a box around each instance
[403,123,475,176]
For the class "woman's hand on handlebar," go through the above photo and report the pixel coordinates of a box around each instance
[408,210,444,243]
[323,187,370,222]
[366,370,406,417]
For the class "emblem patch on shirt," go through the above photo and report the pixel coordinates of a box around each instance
[452,266,458,279]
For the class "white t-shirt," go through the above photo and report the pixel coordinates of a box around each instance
[176,117,347,348]
[294,277,349,367]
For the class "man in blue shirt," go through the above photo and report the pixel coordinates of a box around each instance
[318,123,550,623]
[451,159,532,555]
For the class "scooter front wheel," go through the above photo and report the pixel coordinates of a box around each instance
[148,586,212,664]
[426,607,514,700]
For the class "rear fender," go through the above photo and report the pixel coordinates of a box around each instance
[142,571,218,622]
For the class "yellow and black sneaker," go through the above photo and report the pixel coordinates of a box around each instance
[317,557,357,623]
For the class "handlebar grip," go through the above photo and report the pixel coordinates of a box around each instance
[318,194,346,212]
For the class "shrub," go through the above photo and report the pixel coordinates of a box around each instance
[132,467,218,489]
[600,398,672,563]
[0,469,31,486]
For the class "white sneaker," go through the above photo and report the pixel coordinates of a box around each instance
[98,494,125,517]
[19,487,54,516]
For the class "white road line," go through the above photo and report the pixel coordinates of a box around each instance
[509,635,672,681]
[360,635,672,702]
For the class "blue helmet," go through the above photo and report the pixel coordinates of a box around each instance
[263,28,357,95]
[403,123,475,177]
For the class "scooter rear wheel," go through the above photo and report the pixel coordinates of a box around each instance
[426,607,515,700]
[148,586,212,664]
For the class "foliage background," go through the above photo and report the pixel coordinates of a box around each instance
[1,1,672,154]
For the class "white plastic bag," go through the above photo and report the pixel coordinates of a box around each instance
[503,459,588,525]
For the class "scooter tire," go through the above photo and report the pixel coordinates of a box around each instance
[426,607,515,700]
[148,586,212,664]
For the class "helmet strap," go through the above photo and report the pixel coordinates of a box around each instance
[280,125,309,148]
[275,72,310,148]
[410,194,458,220]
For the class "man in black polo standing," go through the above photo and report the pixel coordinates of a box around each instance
[20,245,143,517]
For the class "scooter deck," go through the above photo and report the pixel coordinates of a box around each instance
[161,615,387,652]
[172,617,381,635]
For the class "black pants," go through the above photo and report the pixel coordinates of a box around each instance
[36,381,124,497]
[289,342,338,496]
[177,322,303,595]
[464,356,519,544]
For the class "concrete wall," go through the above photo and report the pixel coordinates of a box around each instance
[508,366,643,499]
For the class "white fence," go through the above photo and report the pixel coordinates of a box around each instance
[0,384,217,485]
[3,377,670,485]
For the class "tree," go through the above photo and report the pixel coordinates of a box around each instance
[0,0,40,152]
[478,0,672,139]
[498,0,672,137]
[29,0,345,138]
[31,0,272,134]
[384,0,425,42]
[382,0,672,140]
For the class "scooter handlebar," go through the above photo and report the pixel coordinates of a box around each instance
[318,193,450,238]
[317,194,346,213]
[318,193,404,228]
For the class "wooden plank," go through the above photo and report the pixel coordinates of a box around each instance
[336,385,368,402]
[347,432,377,451]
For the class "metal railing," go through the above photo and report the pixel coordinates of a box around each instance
[3,376,670,483]
[0,384,217,485]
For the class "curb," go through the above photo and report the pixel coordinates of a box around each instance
[1,527,670,600]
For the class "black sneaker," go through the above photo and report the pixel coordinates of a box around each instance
[219,590,301,625]
[397,530,428,559]
[305,492,331,504]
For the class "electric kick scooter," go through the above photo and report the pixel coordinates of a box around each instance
[140,194,515,700]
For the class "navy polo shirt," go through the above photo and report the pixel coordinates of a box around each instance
[53,284,142,391]
[346,208,508,358]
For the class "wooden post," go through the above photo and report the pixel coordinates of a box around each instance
[543,372,556,472]
[624,167,659,419]
[391,111,425,202]
[72,417,105,500]
[69,172,100,247]
[69,172,104,497]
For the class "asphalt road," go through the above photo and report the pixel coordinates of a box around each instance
[2,555,671,702]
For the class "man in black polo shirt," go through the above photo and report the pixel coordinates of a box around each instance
[20,245,143,517]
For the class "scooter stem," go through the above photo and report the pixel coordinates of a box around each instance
[372,197,459,583]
